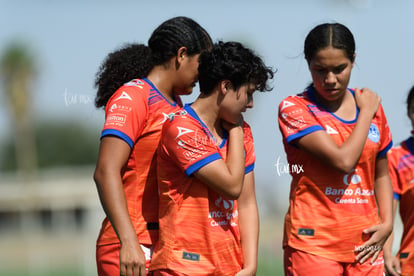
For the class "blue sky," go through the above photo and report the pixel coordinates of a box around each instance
[1,0,414,209]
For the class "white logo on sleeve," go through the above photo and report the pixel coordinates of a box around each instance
[109,103,117,112]
[159,113,170,124]
[325,125,339,134]
[125,79,144,88]
[176,127,194,139]
[114,91,132,101]
[280,100,295,111]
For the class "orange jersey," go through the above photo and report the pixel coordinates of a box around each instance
[97,78,182,246]
[387,138,414,275]
[150,104,255,275]
[278,87,393,262]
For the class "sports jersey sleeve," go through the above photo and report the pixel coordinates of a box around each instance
[161,119,222,176]
[387,148,402,200]
[278,96,325,144]
[243,122,255,174]
[101,84,148,148]
[376,104,393,158]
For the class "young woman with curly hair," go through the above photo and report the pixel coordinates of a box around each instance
[93,16,212,276]
[150,41,274,276]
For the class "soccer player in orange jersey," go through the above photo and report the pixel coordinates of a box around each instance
[384,85,414,276]
[93,17,212,276]
[150,41,274,276]
[278,23,393,275]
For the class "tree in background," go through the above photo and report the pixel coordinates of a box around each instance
[1,121,99,171]
[0,41,38,179]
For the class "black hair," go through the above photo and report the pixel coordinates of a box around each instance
[198,41,274,95]
[304,23,355,63]
[407,85,414,116]
[94,16,212,108]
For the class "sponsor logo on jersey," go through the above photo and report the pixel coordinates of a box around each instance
[109,103,132,113]
[343,169,361,185]
[298,228,314,236]
[285,125,294,134]
[105,113,127,127]
[209,196,238,227]
[400,252,409,259]
[166,110,188,122]
[368,123,380,143]
[214,196,234,210]
[182,251,200,261]
[287,116,306,130]
[109,103,117,112]
[124,79,144,88]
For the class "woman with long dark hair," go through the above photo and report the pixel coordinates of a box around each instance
[278,23,393,275]
[93,16,212,276]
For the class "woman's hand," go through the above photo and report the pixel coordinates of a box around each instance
[354,223,392,264]
[119,241,147,276]
[354,87,381,118]
[384,252,401,276]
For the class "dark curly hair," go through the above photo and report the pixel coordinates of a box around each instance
[197,41,274,95]
[94,16,212,108]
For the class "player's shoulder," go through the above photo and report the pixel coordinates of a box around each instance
[162,108,197,132]
[113,79,151,101]
[242,121,253,136]
[165,108,191,122]
[242,120,251,129]
[279,91,310,110]
[161,109,204,146]
[105,83,151,115]
[391,139,411,153]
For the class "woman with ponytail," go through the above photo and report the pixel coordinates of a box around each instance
[93,16,212,276]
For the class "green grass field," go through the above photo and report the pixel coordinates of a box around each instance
[257,255,284,275]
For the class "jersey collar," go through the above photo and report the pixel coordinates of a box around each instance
[183,104,227,148]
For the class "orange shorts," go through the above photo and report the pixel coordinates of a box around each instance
[152,269,188,276]
[96,243,153,276]
[284,246,384,276]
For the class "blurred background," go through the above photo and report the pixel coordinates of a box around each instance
[0,0,412,275]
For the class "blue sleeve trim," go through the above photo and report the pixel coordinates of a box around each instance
[101,129,134,148]
[185,153,222,176]
[245,163,254,174]
[393,192,401,201]
[285,125,325,144]
[377,140,393,158]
